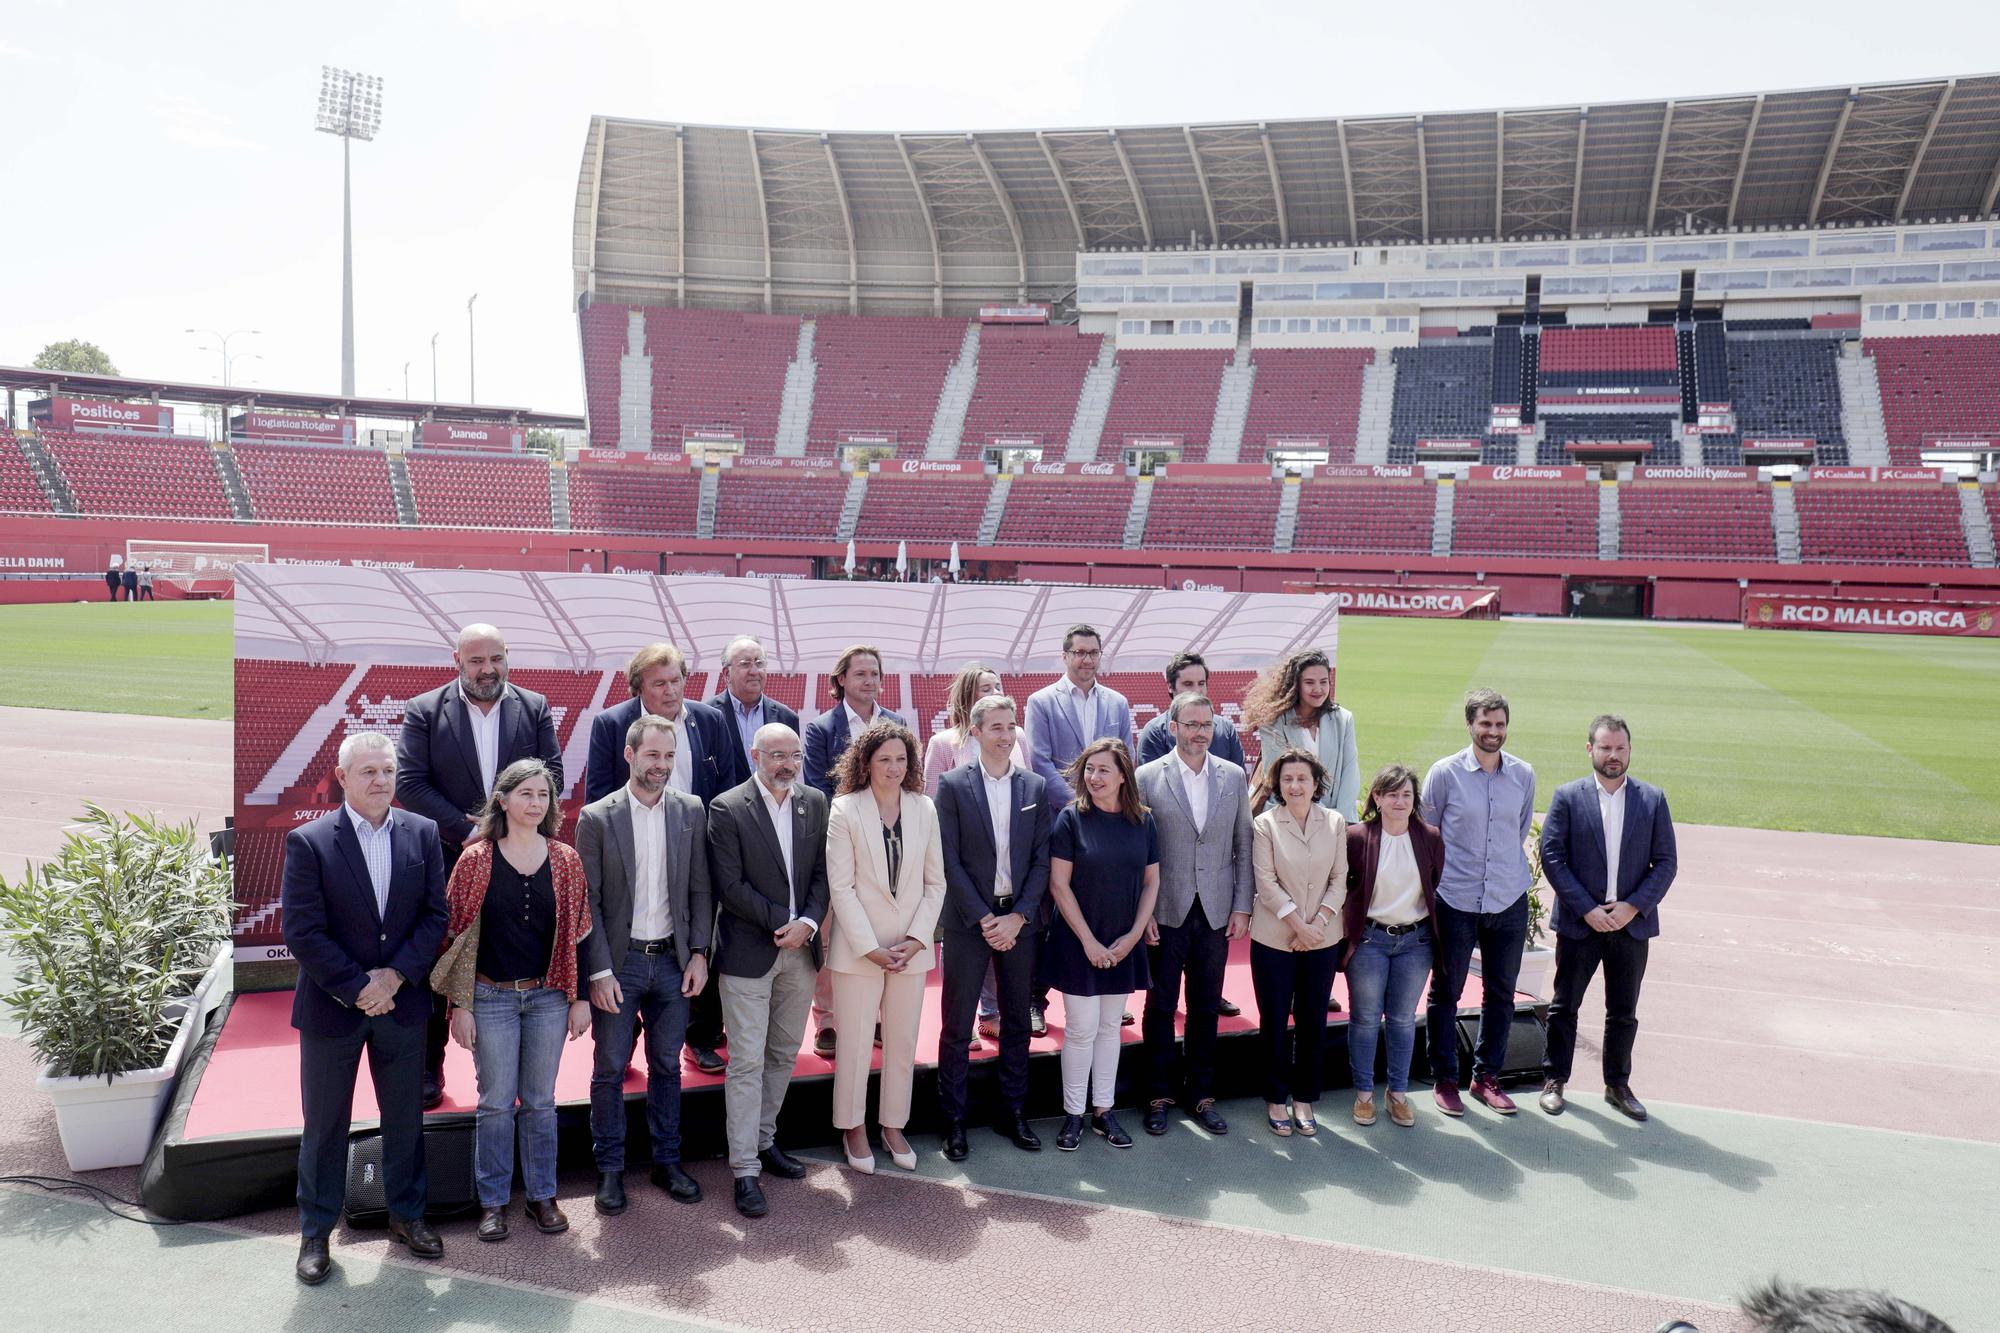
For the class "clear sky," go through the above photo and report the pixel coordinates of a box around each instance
[0,0,1990,416]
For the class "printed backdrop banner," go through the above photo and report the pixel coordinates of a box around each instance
[230,566,1338,958]
[1742,592,2000,638]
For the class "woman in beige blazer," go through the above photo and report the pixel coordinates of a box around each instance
[1248,746,1349,1137]
[825,719,946,1174]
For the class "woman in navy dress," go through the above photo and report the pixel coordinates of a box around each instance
[1043,738,1159,1152]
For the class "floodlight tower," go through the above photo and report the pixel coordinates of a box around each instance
[315,66,383,397]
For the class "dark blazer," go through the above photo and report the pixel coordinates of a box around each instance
[1539,776,1677,940]
[709,689,802,791]
[1343,817,1447,951]
[281,805,449,1036]
[1136,713,1246,769]
[576,784,713,975]
[934,762,1054,933]
[802,704,906,799]
[585,696,730,806]
[396,681,562,848]
[706,776,831,978]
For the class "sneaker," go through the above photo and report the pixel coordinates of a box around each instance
[1055,1114,1085,1151]
[1028,1006,1047,1039]
[1469,1074,1518,1115]
[1432,1081,1466,1117]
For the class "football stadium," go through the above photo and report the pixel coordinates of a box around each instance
[1,10,1996,1332]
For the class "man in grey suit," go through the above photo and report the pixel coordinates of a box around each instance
[705,723,828,1220]
[578,713,713,1218]
[1134,692,1253,1138]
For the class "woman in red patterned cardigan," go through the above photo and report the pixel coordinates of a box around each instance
[435,758,592,1243]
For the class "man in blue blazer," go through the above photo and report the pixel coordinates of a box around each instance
[283,732,449,1286]
[1023,624,1133,807]
[710,636,801,792]
[396,623,562,1103]
[1536,714,1677,1122]
[1135,650,1246,769]
[934,694,1054,1160]
[584,643,730,806]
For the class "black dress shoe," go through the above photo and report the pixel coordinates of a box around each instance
[421,1072,444,1110]
[685,1044,726,1075]
[759,1144,807,1179]
[526,1198,568,1234]
[997,1112,1042,1151]
[944,1121,970,1161]
[1604,1084,1649,1121]
[477,1206,509,1242]
[1092,1111,1133,1148]
[1120,1009,1134,1026]
[652,1163,702,1203]
[1191,1100,1229,1135]
[734,1177,768,1218]
[295,1236,332,1285]
[387,1214,443,1259]
[1055,1114,1085,1151]
[595,1171,627,1215]
[1143,1100,1171,1136]
[1216,996,1241,1018]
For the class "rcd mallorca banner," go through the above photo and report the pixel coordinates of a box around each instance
[1743,593,2000,638]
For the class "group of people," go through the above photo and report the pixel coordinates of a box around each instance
[101,561,153,600]
[279,621,1678,1289]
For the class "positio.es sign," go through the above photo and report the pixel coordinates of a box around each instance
[31,396,174,431]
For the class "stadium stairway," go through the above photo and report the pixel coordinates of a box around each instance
[1272,474,1302,553]
[548,463,571,532]
[1597,481,1620,561]
[1431,480,1454,557]
[774,321,817,457]
[1352,359,1396,465]
[1770,481,1802,563]
[1959,483,1998,568]
[924,324,980,459]
[835,472,868,542]
[213,444,256,521]
[1065,341,1118,461]
[696,468,719,539]
[1121,475,1154,549]
[14,432,76,513]
[976,474,1010,546]
[386,453,419,526]
[1836,347,1891,467]
[619,309,652,450]
[1204,324,1256,464]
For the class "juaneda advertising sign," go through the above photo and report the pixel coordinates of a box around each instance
[1743,594,1999,638]
[418,421,524,450]
[30,396,174,431]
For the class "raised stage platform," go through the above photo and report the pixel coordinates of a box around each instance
[141,938,1540,1219]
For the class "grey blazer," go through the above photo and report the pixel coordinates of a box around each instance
[576,784,714,977]
[1255,705,1360,821]
[1135,753,1255,930]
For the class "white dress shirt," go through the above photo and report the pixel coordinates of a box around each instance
[1176,753,1210,836]
[659,709,694,795]
[460,685,502,796]
[757,776,817,933]
[345,804,394,919]
[1059,676,1099,743]
[629,787,674,941]
[843,701,879,737]
[981,762,1014,901]
[1597,777,1627,903]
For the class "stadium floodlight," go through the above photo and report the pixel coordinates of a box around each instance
[315,66,385,398]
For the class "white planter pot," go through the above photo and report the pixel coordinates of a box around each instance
[33,939,231,1173]
[1468,943,1558,1003]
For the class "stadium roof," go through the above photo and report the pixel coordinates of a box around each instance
[574,73,2000,316]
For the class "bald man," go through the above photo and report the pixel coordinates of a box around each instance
[396,621,565,1105]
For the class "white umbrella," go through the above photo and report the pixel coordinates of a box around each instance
[843,539,857,577]
[894,540,908,577]
[948,541,962,577]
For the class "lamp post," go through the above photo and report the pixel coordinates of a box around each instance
[186,328,260,387]
[314,66,384,397]
[403,360,410,400]
[467,293,478,403]
[230,353,263,386]
[430,332,440,405]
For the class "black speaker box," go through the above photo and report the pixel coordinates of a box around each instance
[1456,1011,1547,1086]
[343,1123,478,1226]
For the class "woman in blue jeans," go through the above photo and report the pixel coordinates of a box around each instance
[1342,764,1445,1128]
[437,759,593,1241]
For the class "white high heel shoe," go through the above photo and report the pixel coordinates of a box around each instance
[843,1131,876,1175]
[885,1136,917,1171]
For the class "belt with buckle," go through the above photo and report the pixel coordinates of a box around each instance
[476,974,546,990]
[630,938,674,955]
[993,895,1016,914]
[1369,918,1426,936]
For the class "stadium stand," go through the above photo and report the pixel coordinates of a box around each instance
[1096,349,1233,461]
[1539,325,1679,384]
[234,442,399,526]
[1452,479,1599,558]
[1866,334,2000,466]
[1727,335,1849,465]
[41,431,233,520]
[806,315,964,455]
[1793,484,1969,565]
[233,659,360,792]
[645,307,799,453]
[564,462,702,536]
[993,477,1133,548]
[403,449,553,528]
[958,325,1099,457]
[1388,343,1492,463]
[853,472,992,545]
[1692,320,1731,406]
[1618,484,1777,562]
[1541,414,1681,465]
[1241,349,1373,463]
[1141,477,1282,551]
[711,468,846,541]
[0,432,53,513]
[580,301,628,448]
[1289,478,1435,556]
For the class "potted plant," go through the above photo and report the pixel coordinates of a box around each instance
[0,806,234,1171]
[1468,820,1557,1003]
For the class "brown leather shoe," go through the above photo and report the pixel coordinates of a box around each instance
[476,1206,509,1242]
[813,1027,838,1059]
[1604,1084,1648,1121]
[1386,1093,1415,1127]
[386,1214,443,1259]
[1469,1074,1518,1115]
[526,1198,569,1234]
[1539,1079,1566,1116]
[1432,1081,1466,1117]
[1352,1094,1377,1126]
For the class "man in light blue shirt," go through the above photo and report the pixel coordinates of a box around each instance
[1420,688,1535,1119]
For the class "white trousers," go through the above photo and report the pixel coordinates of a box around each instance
[1059,991,1128,1115]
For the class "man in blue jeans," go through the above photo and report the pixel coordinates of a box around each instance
[1420,688,1535,1118]
[577,714,714,1216]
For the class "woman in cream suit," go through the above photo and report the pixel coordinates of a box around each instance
[826,719,946,1173]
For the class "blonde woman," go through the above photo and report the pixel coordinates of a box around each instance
[922,662,1025,795]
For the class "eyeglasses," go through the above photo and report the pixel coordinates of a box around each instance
[732,658,768,670]
[1065,648,1102,660]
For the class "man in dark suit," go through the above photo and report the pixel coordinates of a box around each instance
[1537,713,1678,1123]
[706,723,828,1220]
[395,622,563,1104]
[104,561,122,601]
[934,694,1052,1160]
[1136,650,1247,769]
[577,712,712,1217]
[710,635,800,792]
[282,731,449,1286]
[799,643,902,1055]
[120,565,138,602]
[585,642,730,806]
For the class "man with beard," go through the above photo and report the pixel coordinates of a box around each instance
[1420,688,1534,1119]
[1536,715,1677,1122]
[396,622,564,1107]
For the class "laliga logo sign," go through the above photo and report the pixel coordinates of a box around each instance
[1179,578,1225,592]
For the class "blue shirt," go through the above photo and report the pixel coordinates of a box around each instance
[344,803,394,918]
[1423,746,1535,913]
[727,693,767,771]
